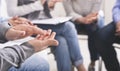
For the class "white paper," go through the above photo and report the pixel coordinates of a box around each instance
[31,17,72,25]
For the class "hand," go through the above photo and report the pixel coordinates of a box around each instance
[41,0,46,5]
[115,22,120,36]
[5,24,47,40]
[77,17,93,24]
[8,17,33,26]
[86,12,98,23]
[28,30,59,52]
[48,0,62,8]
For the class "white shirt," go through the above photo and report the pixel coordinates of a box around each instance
[0,0,8,18]
[0,0,9,23]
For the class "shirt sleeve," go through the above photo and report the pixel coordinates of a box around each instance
[0,42,35,71]
[112,0,120,24]
[0,22,10,43]
[62,0,83,21]
[6,0,43,16]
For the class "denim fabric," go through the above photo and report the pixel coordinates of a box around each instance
[95,22,120,71]
[74,15,104,61]
[37,21,83,71]
[8,54,49,71]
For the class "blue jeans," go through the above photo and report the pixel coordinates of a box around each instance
[37,21,83,71]
[74,16,104,61]
[8,53,49,71]
[95,22,120,71]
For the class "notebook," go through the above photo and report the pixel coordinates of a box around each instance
[31,17,72,25]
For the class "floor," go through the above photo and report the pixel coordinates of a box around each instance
[0,35,120,71]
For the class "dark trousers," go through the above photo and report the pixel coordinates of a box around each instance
[74,22,99,61]
[95,22,120,71]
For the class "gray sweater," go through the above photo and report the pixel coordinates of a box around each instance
[0,22,35,71]
[63,0,102,21]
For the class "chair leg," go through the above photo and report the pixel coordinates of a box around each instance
[98,57,102,71]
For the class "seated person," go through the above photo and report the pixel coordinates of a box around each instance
[0,16,58,71]
[6,0,86,71]
[0,1,58,71]
[95,0,120,71]
[63,0,104,71]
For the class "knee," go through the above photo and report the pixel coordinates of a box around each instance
[23,55,49,71]
[30,55,49,71]
[55,36,69,53]
[64,21,76,30]
[8,57,49,71]
[35,59,49,71]
[56,36,67,46]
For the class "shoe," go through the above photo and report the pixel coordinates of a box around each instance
[88,64,95,71]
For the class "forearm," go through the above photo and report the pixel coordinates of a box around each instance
[6,0,43,16]
[0,42,34,71]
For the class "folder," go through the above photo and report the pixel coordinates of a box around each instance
[31,17,72,25]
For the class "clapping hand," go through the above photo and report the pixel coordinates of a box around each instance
[8,17,33,26]
[28,29,59,52]
[5,24,47,40]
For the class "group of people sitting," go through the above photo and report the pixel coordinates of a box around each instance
[0,0,120,71]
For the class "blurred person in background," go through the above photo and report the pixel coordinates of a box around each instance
[63,0,104,71]
[95,0,120,71]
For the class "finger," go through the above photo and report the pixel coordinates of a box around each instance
[33,27,45,35]
[49,32,56,39]
[43,29,52,39]
[36,34,41,38]
[47,39,59,46]
[46,29,52,36]
[38,35,45,40]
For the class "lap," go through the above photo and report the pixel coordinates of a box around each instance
[8,53,49,71]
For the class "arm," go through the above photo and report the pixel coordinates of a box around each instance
[112,0,120,36]
[0,21,35,70]
[0,42,34,71]
[62,0,83,21]
[63,0,95,24]
[112,0,120,24]
[0,25,58,71]
[6,0,43,16]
